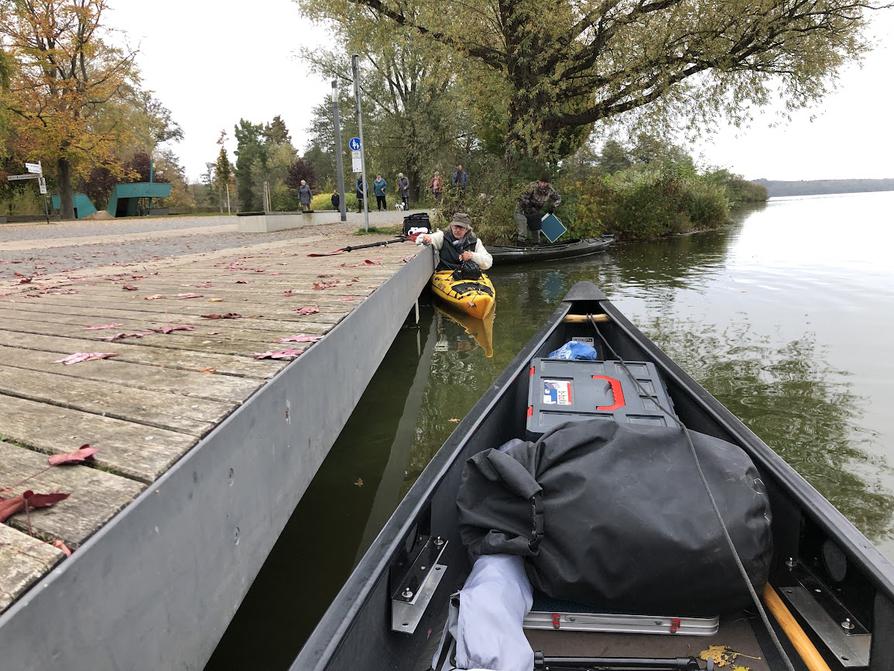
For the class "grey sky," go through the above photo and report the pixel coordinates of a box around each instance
[108,1,894,183]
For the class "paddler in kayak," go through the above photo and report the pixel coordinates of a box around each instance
[417,212,493,276]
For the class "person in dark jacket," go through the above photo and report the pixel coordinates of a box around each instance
[330,191,340,210]
[355,176,367,213]
[417,212,492,272]
[452,164,469,192]
[298,180,312,212]
[397,173,410,209]
[518,177,561,243]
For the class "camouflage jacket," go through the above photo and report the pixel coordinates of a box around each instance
[519,181,561,215]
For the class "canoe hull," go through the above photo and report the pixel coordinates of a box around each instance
[294,281,894,671]
[490,235,614,264]
[430,270,495,319]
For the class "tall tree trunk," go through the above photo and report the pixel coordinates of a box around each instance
[57,157,75,220]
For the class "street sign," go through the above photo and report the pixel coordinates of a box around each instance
[38,176,47,195]
[6,173,40,181]
[352,155,363,173]
[25,162,42,174]
[348,137,361,151]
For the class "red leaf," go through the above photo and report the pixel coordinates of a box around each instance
[294,306,320,315]
[200,313,241,320]
[253,348,303,360]
[363,259,381,265]
[283,289,295,296]
[48,445,97,466]
[55,352,118,365]
[23,491,69,508]
[312,280,339,290]
[0,497,24,523]
[18,276,33,284]
[235,280,247,284]
[52,539,72,557]
[121,284,138,291]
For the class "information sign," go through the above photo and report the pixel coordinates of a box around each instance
[352,155,363,173]
[38,176,47,195]
[6,173,39,181]
[25,162,42,174]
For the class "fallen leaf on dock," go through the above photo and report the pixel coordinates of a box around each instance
[201,313,242,320]
[200,367,216,374]
[175,293,203,299]
[48,445,97,465]
[208,297,223,302]
[253,348,303,360]
[312,280,339,290]
[354,478,364,487]
[0,491,70,523]
[277,334,321,344]
[52,539,72,557]
[150,325,195,334]
[101,331,153,341]
[121,284,138,291]
[294,306,320,315]
[143,294,164,300]
[448,418,461,423]
[283,289,295,296]
[84,323,123,330]
[235,280,247,284]
[55,352,118,365]
[363,259,381,265]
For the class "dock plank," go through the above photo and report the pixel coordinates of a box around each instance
[0,441,143,547]
[0,344,259,402]
[0,524,63,612]
[0,366,231,434]
[0,329,280,377]
[0,395,197,482]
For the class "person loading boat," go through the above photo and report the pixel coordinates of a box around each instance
[418,212,493,275]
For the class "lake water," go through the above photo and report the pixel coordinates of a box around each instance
[207,190,894,670]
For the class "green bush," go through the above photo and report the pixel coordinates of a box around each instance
[309,192,360,211]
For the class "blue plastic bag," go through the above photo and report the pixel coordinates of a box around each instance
[547,340,598,360]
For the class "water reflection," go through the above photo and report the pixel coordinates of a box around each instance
[640,314,894,541]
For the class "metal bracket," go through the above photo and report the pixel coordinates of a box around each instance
[779,585,871,667]
[391,536,448,634]
[525,611,719,636]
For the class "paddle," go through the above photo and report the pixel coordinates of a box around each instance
[307,236,407,257]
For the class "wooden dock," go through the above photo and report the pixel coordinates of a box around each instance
[0,221,431,667]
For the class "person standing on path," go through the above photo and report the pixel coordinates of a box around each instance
[397,173,410,209]
[430,171,444,204]
[355,176,367,213]
[298,180,313,212]
[452,164,469,193]
[373,174,388,211]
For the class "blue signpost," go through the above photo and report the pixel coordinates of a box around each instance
[348,137,361,151]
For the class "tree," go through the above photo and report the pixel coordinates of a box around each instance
[233,119,267,211]
[0,0,141,219]
[299,6,463,201]
[596,140,632,174]
[333,0,882,167]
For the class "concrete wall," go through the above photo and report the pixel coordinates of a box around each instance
[0,251,435,670]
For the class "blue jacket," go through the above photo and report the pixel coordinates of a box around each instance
[373,178,387,196]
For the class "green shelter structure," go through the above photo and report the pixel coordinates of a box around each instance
[52,182,172,219]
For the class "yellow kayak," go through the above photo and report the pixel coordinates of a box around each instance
[435,304,495,358]
[430,270,496,320]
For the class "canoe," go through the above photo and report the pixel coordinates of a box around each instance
[430,270,495,320]
[490,235,614,264]
[435,304,495,358]
[293,282,894,671]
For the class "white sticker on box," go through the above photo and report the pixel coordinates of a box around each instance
[571,336,594,345]
[543,379,573,406]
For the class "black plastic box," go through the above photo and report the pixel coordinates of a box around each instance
[526,358,677,438]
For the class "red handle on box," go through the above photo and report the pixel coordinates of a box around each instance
[592,375,625,411]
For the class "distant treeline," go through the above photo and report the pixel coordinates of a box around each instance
[755,179,894,198]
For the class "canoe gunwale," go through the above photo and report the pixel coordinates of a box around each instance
[490,236,614,264]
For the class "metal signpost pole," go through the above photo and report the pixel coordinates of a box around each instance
[331,80,347,222]
[351,54,370,233]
